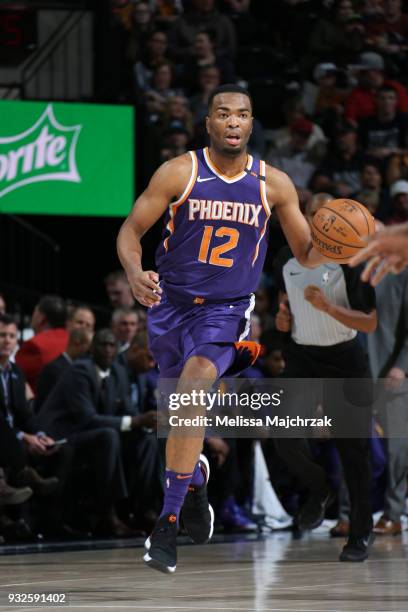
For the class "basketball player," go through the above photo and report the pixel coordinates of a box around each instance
[117,84,329,574]
[350,221,408,285]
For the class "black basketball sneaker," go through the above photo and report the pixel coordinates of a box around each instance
[181,454,214,544]
[143,513,178,574]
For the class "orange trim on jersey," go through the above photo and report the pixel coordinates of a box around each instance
[204,147,253,182]
[259,160,271,216]
[163,151,198,252]
[252,215,269,266]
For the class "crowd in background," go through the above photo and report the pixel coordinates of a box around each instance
[1,0,408,543]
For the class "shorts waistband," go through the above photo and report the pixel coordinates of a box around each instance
[163,285,251,306]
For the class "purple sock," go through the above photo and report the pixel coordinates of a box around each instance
[160,469,193,523]
[190,460,205,487]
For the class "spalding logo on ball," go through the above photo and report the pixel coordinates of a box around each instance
[311,198,376,261]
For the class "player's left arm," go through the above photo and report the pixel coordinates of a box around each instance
[267,165,328,268]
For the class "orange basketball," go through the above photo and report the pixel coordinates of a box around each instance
[311,198,376,262]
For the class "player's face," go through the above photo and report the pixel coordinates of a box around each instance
[206,93,253,157]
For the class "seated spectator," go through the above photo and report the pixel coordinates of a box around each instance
[311,120,366,197]
[117,332,162,521]
[364,0,408,69]
[386,179,408,224]
[15,295,68,392]
[181,30,235,95]
[345,51,408,123]
[154,0,183,28]
[127,1,155,63]
[271,101,327,156]
[353,160,391,220]
[386,147,408,185]
[358,86,408,162]
[37,329,149,537]
[143,60,181,115]
[133,30,169,93]
[306,0,364,70]
[267,117,322,209]
[218,0,257,46]
[262,337,286,378]
[169,0,236,62]
[111,307,139,353]
[0,293,5,315]
[105,270,136,310]
[66,304,95,334]
[301,62,349,131]
[161,95,194,139]
[160,121,190,162]
[254,286,276,332]
[36,328,93,411]
[0,314,76,538]
[190,65,221,144]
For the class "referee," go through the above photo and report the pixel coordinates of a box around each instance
[274,193,377,562]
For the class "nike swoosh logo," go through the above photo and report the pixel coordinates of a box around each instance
[176,474,193,479]
[197,176,216,183]
[289,272,302,276]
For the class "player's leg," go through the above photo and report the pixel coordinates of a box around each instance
[144,355,217,574]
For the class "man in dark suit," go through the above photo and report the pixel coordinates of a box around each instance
[118,331,162,523]
[0,314,77,538]
[37,329,147,537]
[36,328,93,411]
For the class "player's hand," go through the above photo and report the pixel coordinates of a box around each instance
[385,367,406,390]
[128,270,162,308]
[304,285,330,312]
[349,225,408,285]
[275,301,292,332]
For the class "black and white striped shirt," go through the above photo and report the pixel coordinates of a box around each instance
[275,247,376,347]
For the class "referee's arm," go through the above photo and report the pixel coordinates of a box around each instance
[304,285,377,333]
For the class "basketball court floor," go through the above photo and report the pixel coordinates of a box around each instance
[0,529,407,612]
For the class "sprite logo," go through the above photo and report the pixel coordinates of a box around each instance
[0,104,81,199]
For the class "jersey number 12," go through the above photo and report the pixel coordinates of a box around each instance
[198,225,239,268]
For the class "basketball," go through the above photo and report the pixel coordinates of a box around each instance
[311,198,376,261]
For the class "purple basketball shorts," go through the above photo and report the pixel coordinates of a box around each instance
[147,288,256,378]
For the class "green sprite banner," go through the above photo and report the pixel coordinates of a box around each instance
[0,100,134,216]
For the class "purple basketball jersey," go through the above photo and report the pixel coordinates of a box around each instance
[155,148,271,301]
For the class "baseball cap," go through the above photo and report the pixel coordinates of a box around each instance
[313,62,337,82]
[356,52,385,71]
[390,180,408,198]
[290,117,313,137]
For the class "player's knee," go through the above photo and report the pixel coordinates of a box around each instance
[181,355,217,379]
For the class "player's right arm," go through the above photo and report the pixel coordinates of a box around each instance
[117,154,192,307]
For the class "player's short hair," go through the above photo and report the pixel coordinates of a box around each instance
[208,84,253,114]
[37,295,67,328]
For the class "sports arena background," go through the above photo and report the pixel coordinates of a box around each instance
[0,0,407,544]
